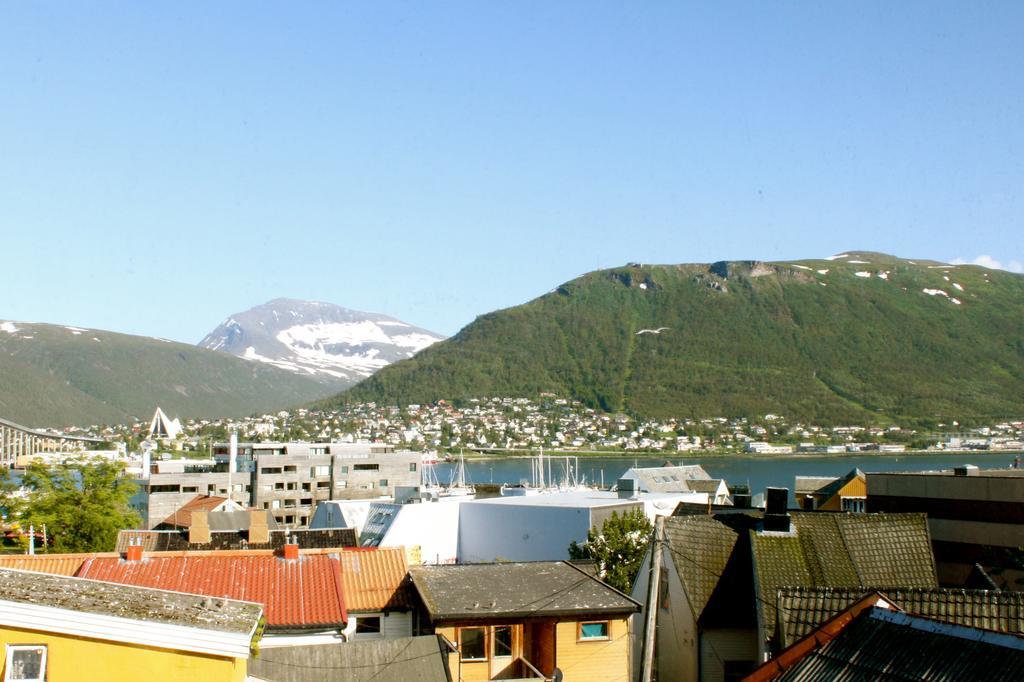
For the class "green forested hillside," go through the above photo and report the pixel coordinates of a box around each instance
[0,322,337,427]
[335,253,1024,425]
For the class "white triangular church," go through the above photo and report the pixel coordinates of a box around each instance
[148,406,182,440]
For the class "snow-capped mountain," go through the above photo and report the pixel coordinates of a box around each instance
[198,299,445,386]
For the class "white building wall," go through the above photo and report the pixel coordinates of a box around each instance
[457,502,593,563]
[382,501,462,565]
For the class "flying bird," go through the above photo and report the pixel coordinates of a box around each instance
[635,327,670,335]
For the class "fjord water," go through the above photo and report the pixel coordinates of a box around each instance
[436,452,1022,498]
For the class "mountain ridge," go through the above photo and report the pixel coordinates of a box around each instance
[0,320,338,427]
[332,252,1024,425]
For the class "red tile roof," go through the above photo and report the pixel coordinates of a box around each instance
[0,553,116,576]
[76,552,346,630]
[160,495,232,528]
[338,548,412,613]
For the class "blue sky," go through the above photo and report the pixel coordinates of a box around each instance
[1,2,1021,341]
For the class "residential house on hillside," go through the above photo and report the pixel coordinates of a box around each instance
[793,469,865,511]
[0,568,261,682]
[76,547,348,646]
[246,635,455,682]
[745,593,1024,681]
[617,465,732,505]
[409,561,641,682]
[631,500,938,682]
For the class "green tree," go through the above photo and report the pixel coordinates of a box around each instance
[568,508,653,593]
[18,459,140,552]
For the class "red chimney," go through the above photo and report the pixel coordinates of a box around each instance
[283,543,299,561]
[126,544,143,562]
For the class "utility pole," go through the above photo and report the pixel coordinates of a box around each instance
[640,516,664,682]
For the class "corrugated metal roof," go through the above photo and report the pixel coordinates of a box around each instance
[774,606,1024,681]
[77,553,346,630]
[777,586,1024,648]
[0,553,111,576]
[338,548,412,613]
[247,635,454,682]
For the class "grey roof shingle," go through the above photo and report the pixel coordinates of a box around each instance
[0,567,262,633]
[409,561,640,621]
[751,512,937,642]
[247,635,453,682]
[776,586,1024,648]
[776,607,1024,681]
[663,515,743,620]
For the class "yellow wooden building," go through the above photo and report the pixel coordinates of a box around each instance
[0,568,262,682]
[409,561,640,682]
[795,468,867,512]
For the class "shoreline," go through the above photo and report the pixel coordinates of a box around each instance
[455,448,1024,461]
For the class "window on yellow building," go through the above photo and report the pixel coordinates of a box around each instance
[493,625,513,657]
[459,627,487,661]
[578,621,610,641]
[4,645,47,682]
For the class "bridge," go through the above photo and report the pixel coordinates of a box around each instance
[0,416,109,468]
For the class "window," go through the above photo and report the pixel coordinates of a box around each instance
[286,482,297,491]
[4,645,46,682]
[493,625,513,657]
[379,479,389,488]
[261,467,282,474]
[355,615,381,637]
[409,463,417,472]
[284,465,297,473]
[841,496,866,513]
[354,463,379,471]
[274,482,285,490]
[336,481,347,489]
[317,481,331,489]
[302,482,311,491]
[182,486,198,493]
[578,621,609,641]
[313,465,330,477]
[339,465,349,474]
[459,628,486,661]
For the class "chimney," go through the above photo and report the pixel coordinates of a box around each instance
[126,543,143,562]
[617,478,637,499]
[189,510,211,545]
[282,538,299,561]
[763,487,791,533]
[249,509,270,544]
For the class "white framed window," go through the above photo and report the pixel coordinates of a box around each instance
[5,644,47,682]
[841,496,866,513]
